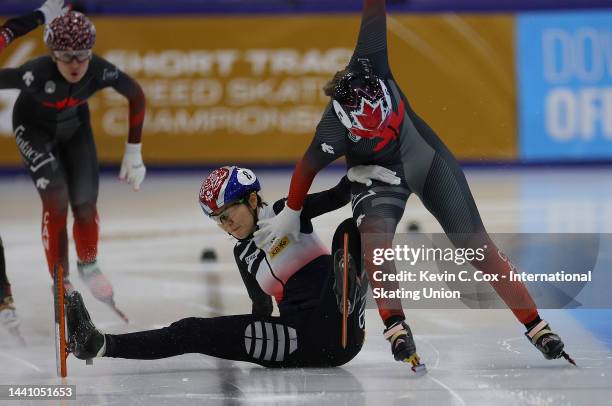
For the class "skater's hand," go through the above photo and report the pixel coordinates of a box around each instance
[38,0,69,24]
[119,142,146,191]
[347,165,400,187]
[253,204,301,248]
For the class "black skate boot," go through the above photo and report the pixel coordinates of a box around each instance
[525,320,576,365]
[66,291,106,360]
[333,249,367,315]
[384,320,427,373]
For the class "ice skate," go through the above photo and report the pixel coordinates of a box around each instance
[384,320,427,374]
[525,320,576,366]
[333,248,367,315]
[66,291,106,360]
[77,261,114,301]
[0,293,25,345]
[77,261,128,322]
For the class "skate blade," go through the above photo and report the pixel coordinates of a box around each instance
[110,305,129,323]
[9,327,26,347]
[404,354,428,375]
[561,351,577,366]
[86,359,93,366]
[103,298,129,323]
[411,363,428,374]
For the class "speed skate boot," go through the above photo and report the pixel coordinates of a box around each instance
[525,319,576,365]
[66,291,106,360]
[333,249,368,315]
[0,286,25,345]
[77,261,114,303]
[384,320,427,373]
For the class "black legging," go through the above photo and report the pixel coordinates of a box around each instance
[352,86,538,324]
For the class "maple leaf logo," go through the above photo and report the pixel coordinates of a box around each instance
[351,98,385,130]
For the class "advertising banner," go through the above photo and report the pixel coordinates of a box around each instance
[0,14,516,167]
[517,12,612,161]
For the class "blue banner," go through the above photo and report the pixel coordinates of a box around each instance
[517,12,612,161]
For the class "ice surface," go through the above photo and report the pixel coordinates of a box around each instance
[1,168,611,405]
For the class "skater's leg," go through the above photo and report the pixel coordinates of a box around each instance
[350,182,409,326]
[14,124,72,282]
[295,219,367,367]
[329,218,367,319]
[415,150,539,324]
[348,189,425,367]
[397,103,571,362]
[64,115,114,303]
[67,291,339,368]
[66,115,99,266]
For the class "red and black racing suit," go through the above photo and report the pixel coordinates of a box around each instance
[284,0,539,328]
[0,11,145,279]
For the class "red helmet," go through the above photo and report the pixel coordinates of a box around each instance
[331,59,393,139]
[44,11,96,51]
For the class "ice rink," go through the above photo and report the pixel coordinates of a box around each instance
[1,168,612,405]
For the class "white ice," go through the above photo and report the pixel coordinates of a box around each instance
[1,168,612,405]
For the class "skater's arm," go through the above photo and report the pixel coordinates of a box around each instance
[0,68,25,89]
[234,247,273,316]
[0,0,68,54]
[94,56,146,144]
[286,106,347,211]
[111,73,145,144]
[0,11,44,54]
[93,56,147,190]
[301,176,351,220]
[350,0,390,76]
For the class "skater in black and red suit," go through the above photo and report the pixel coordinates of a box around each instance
[0,5,146,312]
[253,0,572,368]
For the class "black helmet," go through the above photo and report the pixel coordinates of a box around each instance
[331,59,392,139]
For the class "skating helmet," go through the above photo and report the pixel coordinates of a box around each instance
[331,58,392,138]
[199,166,261,217]
[44,11,96,51]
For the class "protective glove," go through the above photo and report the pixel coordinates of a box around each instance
[253,205,302,249]
[37,0,69,24]
[347,165,401,186]
[119,143,146,191]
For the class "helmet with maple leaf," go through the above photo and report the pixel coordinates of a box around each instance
[331,58,393,139]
